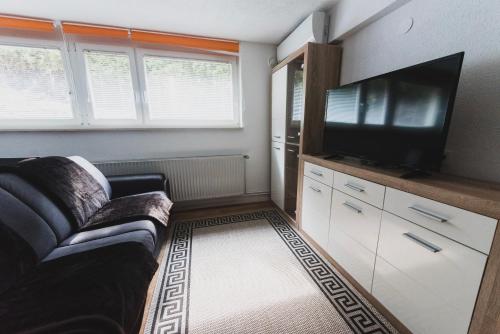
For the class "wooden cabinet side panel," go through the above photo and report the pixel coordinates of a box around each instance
[469,225,500,334]
[295,159,305,229]
[301,43,342,155]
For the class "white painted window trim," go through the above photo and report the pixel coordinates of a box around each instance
[0,36,81,130]
[135,48,241,128]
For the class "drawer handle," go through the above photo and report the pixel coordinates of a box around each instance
[408,206,448,223]
[287,149,296,153]
[287,136,296,139]
[273,147,281,150]
[310,170,323,177]
[273,135,281,138]
[309,186,321,193]
[403,232,442,253]
[345,182,365,193]
[343,201,363,214]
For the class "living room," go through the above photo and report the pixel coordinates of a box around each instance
[1,1,499,334]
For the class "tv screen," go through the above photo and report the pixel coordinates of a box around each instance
[323,52,464,171]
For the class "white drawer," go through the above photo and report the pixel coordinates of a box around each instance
[327,228,376,292]
[373,211,487,334]
[334,171,385,208]
[384,187,497,254]
[373,256,469,334]
[330,190,382,253]
[301,176,332,250]
[304,162,333,187]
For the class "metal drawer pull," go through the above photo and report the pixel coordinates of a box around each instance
[309,186,321,193]
[287,149,296,153]
[345,182,365,192]
[343,201,363,214]
[287,136,296,139]
[403,232,442,253]
[310,170,323,177]
[273,135,281,138]
[273,147,281,150]
[408,206,448,223]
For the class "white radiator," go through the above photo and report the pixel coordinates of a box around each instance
[93,155,246,202]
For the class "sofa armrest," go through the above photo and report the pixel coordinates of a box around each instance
[107,174,170,199]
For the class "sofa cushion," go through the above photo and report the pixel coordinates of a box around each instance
[43,230,155,262]
[0,173,73,241]
[0,222,37,295]
[0,188,57,261]
[60,220,157,246]
[85,191,172,231]
[0,243,158,334]
[68,156,112,199]
[17,157,109,229]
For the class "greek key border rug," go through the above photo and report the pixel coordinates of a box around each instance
[144,209,397,334]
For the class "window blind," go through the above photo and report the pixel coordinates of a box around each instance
[143,55,234,122]
[83,50,137,120]
[291,69,304,122]
[0,44,73,120]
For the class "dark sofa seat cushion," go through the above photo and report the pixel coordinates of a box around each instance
[0,243,158,334]
[60,220,157,246]
[0,223,37,295]
[43,230,156,262]
[20,315,125,334]
[86,191,173,230]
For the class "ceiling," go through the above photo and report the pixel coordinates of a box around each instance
[0,0,339,44]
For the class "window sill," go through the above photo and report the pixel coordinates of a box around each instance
[0,124,244,132]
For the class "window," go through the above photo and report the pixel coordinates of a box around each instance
[139,50,239,127]
[83,50,137,120]
[75,44,142,125]
[0,43,75,124]
[0,39,240,129]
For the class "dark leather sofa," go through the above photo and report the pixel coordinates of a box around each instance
[0,156,170,334]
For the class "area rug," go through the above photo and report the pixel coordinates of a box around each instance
[143,209,397,334]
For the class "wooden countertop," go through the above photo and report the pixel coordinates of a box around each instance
[301,154,500,220]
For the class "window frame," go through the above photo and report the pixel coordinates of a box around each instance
[0,36,242,131]
[135,48,241,128]
[0,36,81,130]
[73,42,143,128]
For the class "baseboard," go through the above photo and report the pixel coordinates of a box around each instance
[172,192,270,211]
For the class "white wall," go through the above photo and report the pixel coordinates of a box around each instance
[328,0,409,41]
[340,0,500,182]
[0,42,276,194]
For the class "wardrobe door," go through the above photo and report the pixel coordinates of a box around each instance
[271,66,287,143]
[271,142,285,209]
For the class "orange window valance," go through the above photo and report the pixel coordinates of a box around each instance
[62,22,129,39]
[0,15,239,53]
[0,15,54,32]
[131,30,239,53]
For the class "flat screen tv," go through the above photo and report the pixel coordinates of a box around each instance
[323,52,464,173]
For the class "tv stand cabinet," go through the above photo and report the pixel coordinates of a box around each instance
[297,153,500,334]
